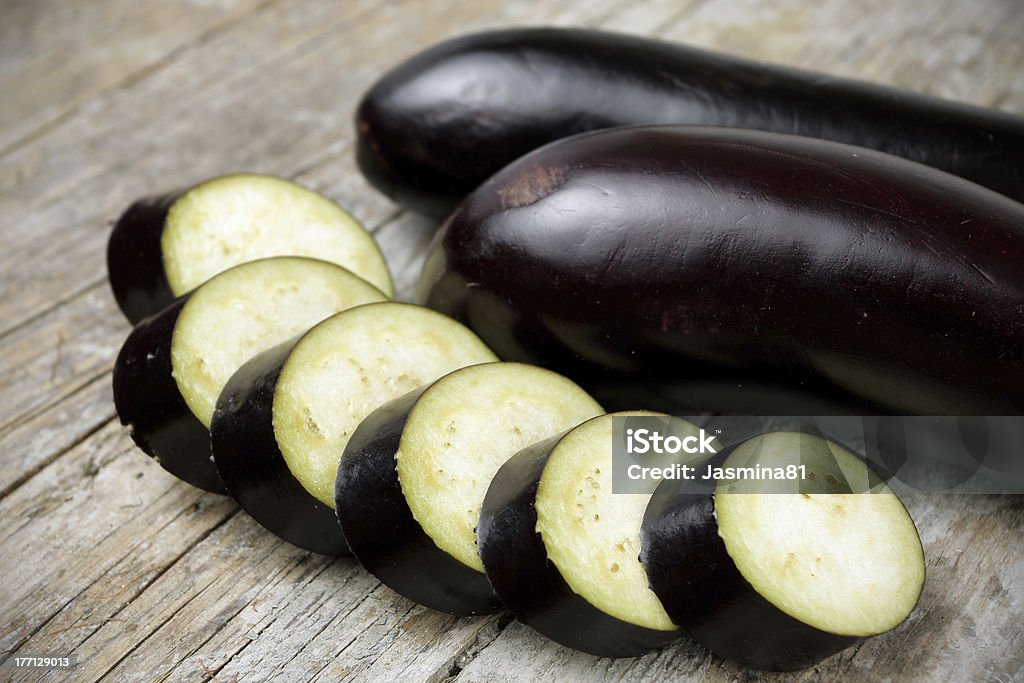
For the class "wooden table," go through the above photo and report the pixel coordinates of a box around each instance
[2,0,1022,680]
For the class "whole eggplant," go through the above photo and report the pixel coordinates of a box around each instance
[356,28,1024,217]
[417,126,1024,415]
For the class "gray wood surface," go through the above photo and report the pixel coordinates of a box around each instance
[1,0,1022,680]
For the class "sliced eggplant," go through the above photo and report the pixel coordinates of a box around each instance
[477,412,694,657]
[212,302,497,554]
[113,257,387,492]
[107,173,393,323]
[641,431,925,671]
[335,362,602,613]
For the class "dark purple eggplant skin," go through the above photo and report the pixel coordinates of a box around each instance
[356,28,1024,217]
[112,297,225,493]
[419,126,1024,416]
[477,437,681,658]
[107,192,182,324]
[210,342,348,556]
[640,482,857,671]
[334,388,502,616]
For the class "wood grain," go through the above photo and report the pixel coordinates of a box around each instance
[0,0,1021,681]
[0,0,270,155]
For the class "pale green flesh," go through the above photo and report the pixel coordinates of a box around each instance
[162,173,393,297]
[535,412,692,632]
[397,363,603,573]
[170,257,387,429]
[273,303,497,507]
[715,432,925,637]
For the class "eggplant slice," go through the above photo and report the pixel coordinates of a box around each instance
[641,431,925,671]
[108,173,393,322]
[336,362,602,613]
[113,257,387,492]
[212,302,497,554]
[478,412,694,657]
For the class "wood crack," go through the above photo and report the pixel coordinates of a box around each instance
[437,613,514,683]
[303,584,399,681]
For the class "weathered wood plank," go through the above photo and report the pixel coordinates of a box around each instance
[71,515,312,682]
[609,0,708,35]
[6,506,242,683]
[0,422,234,660]
[331,614,510,683]
[291,144,400,233]
[450,621,714,683]
[658,0,1024,108]
[152,555,374,683]
[373,213,441,302]
[0,284,122,434]
[0,0,637,335]
[142,548,506,683]
[0,0,270,155]
[0,373,115,497]
[0,0,410,334]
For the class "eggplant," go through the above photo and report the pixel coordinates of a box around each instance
[641,431,925,671]
[335,362,603,613]
[212,302,497,554]
[356,28,1024,217]
[476,412,697,657]
[113,257,387,492]
[107,173,393,323]
[419,126,1024,415]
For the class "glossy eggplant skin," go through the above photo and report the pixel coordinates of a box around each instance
[420,126,1024,415]
[640,481,857,671]
[477,438,680,658]
[356,28,1024,217]
[211,343,348,556]
[334,389,501,615]
[107,192,182,324]
[112,297,225,493]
